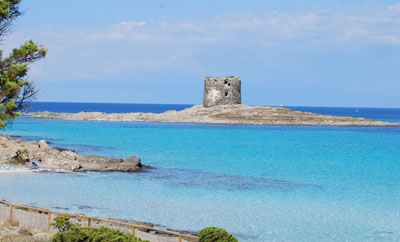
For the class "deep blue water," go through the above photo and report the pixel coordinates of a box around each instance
[24,102,192,114]
[288,106,400,123]
[1,102,400,242]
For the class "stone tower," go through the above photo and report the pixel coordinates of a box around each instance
[203,76,241,107]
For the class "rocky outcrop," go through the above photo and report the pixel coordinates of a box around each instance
[26,104,400,126]
[0,135,146,172]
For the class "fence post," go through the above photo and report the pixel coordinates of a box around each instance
[179,233,182,242]
[47,211,52,230]
[9,204,13,222]
[88,217,91,227]
[132,226,136,235]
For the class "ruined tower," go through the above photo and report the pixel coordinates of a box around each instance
[203,76,241,107]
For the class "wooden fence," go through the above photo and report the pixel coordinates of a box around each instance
[0,200,198,242]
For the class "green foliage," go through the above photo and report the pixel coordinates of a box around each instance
[52,226,149,242]
[51,215,148,242]
[52,215,73,232]
[9,148,29,164]
[0,0,47,129]
[198,227,238,242]
[0,0,19,19]
[15,206,28,211]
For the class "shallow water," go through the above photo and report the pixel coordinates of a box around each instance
[1,107,400,241]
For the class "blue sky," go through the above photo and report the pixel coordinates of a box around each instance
[3,1,400,107]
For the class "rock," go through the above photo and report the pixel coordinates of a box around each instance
[25,104,400,126]
[38,140,48,149]
[75,155,143,172]
[0,136,147,172]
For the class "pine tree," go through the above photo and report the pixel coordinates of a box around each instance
[0,0,46,128]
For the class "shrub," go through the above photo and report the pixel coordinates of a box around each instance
[198,227,238,242]
[52,215,72,232]
[10,149,30,164]
[51,215,148,242]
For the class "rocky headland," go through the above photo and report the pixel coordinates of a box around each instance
[26,104,399,126]
[0,135,146,172]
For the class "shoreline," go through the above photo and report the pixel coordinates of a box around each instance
[0,166,72,174]
[25,104,400,126]
[0,135,147,173]
[0,167,33,173]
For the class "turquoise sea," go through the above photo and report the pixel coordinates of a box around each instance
[1,102,400,241]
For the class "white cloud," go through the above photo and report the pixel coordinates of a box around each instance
[112,5,399,47]
[72,72,96,80]
[14,4,400,49]
[3,4,400,85]
[116,21,147,28]
[387,3,400,11]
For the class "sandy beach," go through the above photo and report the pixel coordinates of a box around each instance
[0,166,70,174]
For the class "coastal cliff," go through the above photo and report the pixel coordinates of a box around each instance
[0,135,146,172]
[26,104,399,126]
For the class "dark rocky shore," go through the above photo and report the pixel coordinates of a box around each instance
[26,104,399,126]
[0,135,147,172]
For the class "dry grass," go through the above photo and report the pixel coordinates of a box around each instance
[0,222,53,242]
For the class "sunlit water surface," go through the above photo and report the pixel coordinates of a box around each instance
[1,104,400,241]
